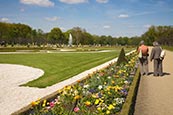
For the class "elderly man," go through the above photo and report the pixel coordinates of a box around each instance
[150,41,163,76]
[138,40,149,76]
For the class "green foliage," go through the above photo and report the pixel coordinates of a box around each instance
[162,46,173,51]
[1,22,173,47]
[116,48,127,66]
[48,27,64,45]
[142,25,173,45]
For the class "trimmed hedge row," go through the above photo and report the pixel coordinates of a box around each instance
[120,68,140,115]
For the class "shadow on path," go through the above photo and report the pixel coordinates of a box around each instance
[147,72,170,76]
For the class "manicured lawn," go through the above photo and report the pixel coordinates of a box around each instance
[0,48,134,88]
[163,46,173,51]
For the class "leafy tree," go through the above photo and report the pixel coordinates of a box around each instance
[142,25,173,46]
[48,27,64,46]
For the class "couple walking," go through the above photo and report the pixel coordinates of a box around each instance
[138,40,164,76]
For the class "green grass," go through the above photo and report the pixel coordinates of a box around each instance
[0,47,134,88]
[162,46,173,51]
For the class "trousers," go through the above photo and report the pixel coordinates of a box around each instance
[153,59,163,76]
[139,56,149,75]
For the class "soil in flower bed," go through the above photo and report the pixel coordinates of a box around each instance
[27,52,138,115]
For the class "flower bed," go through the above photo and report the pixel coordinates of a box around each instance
[25,51,138,115]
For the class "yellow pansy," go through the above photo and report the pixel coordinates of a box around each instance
[31,101,37,106]
[97,107,102,111]
[74,95,80,100]
[85,101,91,106]
[42,103,46,107]
[95,99,100,105]
[106,110,111,114]
[108,104,114,110]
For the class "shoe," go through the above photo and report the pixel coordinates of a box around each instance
[159,74,163,77]
[146,73,149,76]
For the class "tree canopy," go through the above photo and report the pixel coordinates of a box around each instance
[0,22,173,47]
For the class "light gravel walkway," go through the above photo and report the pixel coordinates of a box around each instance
[134,48,173,115]
[0,51,134,115]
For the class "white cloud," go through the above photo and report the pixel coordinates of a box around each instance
[59,0,88,4]
[20,0,54,7]
[133,11,155,16]
[96,0,109,3]
[103,25,111,29]
[20,8,25,12]
[45,16,59,21]
[60,27,66,31]
[0,18,10,22]
[143,24,151,28]
[118,14,129,18]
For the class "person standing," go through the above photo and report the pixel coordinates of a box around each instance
[138,40,149,76]
[150,41,163,76]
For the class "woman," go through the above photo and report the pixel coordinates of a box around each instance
[138,40,149,76]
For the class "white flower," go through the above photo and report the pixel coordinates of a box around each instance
[124,80,128,84]
[74,90,78,95]
[83,84,89,88]
[115,98,125,105]
[107,76,111,79]
[98,85,103,90]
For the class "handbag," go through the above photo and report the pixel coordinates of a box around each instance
[160,50,166,58]
[160,47,166,59]
[138,49,142,58]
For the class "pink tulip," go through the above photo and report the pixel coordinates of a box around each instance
[74,107,80,112]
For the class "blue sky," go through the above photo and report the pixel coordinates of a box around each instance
[0,0,173,37]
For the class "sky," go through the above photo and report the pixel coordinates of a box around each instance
[0,0,173,37]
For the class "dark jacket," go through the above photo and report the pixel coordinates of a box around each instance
[150,46,162,60]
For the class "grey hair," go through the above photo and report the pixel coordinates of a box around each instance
[153,41,159,46]
[139,40,144,45]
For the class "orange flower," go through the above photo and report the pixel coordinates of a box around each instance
[85,101,91,106]
[114,75,119,78]
[31,101,37,106]
[74,95,80,100]
[111,80,115,84]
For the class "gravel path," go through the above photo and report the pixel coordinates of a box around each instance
[134,48,173,115]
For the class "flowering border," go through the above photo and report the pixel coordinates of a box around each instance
[12,51,138,115]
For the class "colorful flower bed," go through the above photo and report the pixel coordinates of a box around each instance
[29,52,138,115]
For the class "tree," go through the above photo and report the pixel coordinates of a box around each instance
[142,25,173,46]
[48,27,64,46]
